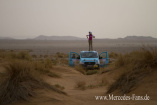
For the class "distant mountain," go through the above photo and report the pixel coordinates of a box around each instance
[122,36,157,40]
[0,35,156,40]
[33,35,85,40]
[0,36,14,40]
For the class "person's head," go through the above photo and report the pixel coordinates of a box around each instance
[89,31,92,34]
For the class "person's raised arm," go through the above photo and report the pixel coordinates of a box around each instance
[93,35,95,38]
[86,35,89,38]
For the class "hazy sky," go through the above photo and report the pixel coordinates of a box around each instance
[0,0,157,39]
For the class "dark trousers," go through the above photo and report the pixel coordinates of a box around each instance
[88,40,93,51]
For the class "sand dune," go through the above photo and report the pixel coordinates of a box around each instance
[6,65,156,105]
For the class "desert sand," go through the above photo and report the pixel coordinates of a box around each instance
[0,39,157,105]
[8,65,157,105]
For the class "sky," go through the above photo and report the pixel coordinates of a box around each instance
[0,0,157,39]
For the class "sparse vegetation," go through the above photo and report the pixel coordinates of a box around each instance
[1,46,157,104]
[60,58,69,65]
[86,70,98,75]
[54,84,65,90]
[56,52,68,58]
[87,83,106,89]
[107,47,157,94]
[75,65,86,74]
[0,51,68,105]
[75,81,86,90]
[115,54,124,67]
[0,51,32,60]
[109,51,119,59]
[75,66,102,75]
[51,58,59,65]
[76,82,106,90]
[31,59,61,78]
[32,54,37,58]
[75,65,103,75]
[0,60,65,105]
[17,51,32,60]
[0,60,39,105]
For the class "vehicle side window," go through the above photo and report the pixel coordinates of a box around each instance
[71,53,80,59]
[99,53,107,59]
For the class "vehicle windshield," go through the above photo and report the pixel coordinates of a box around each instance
[80,52,98,58]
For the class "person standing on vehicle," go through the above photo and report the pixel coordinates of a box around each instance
[86,31,95,51]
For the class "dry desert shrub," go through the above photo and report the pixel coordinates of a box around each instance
[60,58,69,65]
[56,52,64,58]
[107,47,157,94]
[109,51,119,59]
[54,84,65,90]
[0,60,65,105]
[0,51,32,61]
[75,66,99,75]
[75,81,86,90]
[75,65,86,74]
[86,70,98,75]
[54,52,69,65]
[51,58,59,65]
[115,54,125,67]
[16,51,32,60]
[0,50,60,78]
[0,60,39,105]
[115,47,157,68]
[56,52,68,58]
[31,54,37,58]
[32,59,60,78]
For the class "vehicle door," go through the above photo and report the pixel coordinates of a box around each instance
[99,51,109,67]
[69,52,80,66]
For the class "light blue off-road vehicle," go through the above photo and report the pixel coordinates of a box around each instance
[69,51,109,69]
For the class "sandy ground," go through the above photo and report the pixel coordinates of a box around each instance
[0,40,157,105]
[8,66,157,105]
